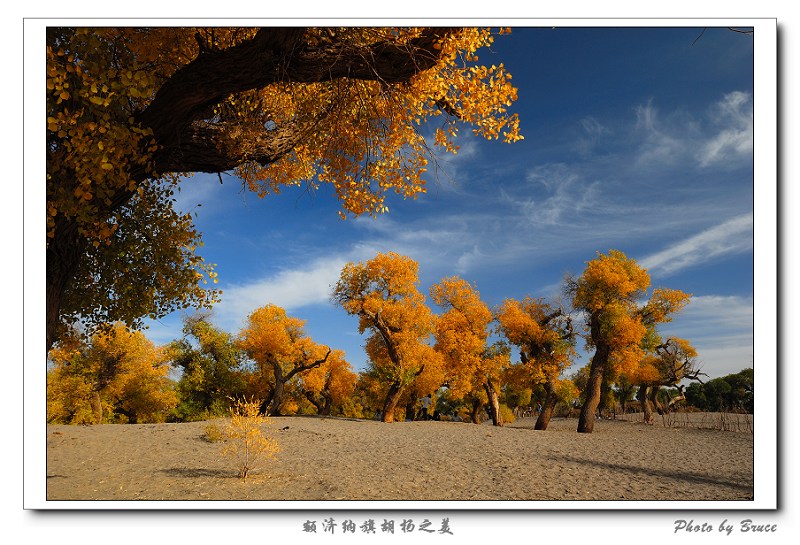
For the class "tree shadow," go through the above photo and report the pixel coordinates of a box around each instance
[159,467,232,478]
[547,454,753,493]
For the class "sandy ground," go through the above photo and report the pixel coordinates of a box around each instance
[45,415,754,503]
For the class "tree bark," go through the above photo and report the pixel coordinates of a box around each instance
[260,349,330,416]
[484,379,503,427]
[381,382,404,423]
[470,398,483,424]
[46,220,87,352]
[90,390,103,424]
[405,390,417,421]
[650,386,665,416]
[577,343,610,433]
[638,384,654,424]
[261,379,285,417]
[534,380,558,431]
[302,390,324,414]
[320,391,333,416]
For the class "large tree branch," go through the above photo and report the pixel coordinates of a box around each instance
[285,348,331,382]
[138,27,457,175]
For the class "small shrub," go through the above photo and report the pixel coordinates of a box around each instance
[203,423,225,443]
[499,404,515,424]
[222,398,280,480]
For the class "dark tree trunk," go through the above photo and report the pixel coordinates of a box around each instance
[302,390,324,414]
[405,390,418,421]
[577,343,610,433]
[470,399,483,424]
[260,379,285,416]
[260,350,329,416]
[46,220,87,353]
[638,384,654,424]
[320,391,333,416]
[484,379,503,427]
[259,362,285,416]
[534,380,558,431]
[381,382,404,423]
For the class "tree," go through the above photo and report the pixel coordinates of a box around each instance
[613,374,637,415]
[47,322,177,424]
[430,276,508,426]
[627,337,705,423]
[237,304,331,416]
[167,313,248,421]
[46,27,522,351]
[298,349,357,416]
[332,252,440,422]
[684,368,753,413]
[495,297,575,430]
[568,250,690,433]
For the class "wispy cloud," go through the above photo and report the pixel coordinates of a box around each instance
[659,295,753,379]
[697,91,754,167]
[639,213,753,276]
[632,92,753,171]
[500,163,603,227]
[633,100,690,168]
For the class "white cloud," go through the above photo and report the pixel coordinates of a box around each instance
[659,295,754,379]
[170,172,234,216]
[633,101,691,168]
[580,116,610,136]
[455,245,483,275]
[697,91,754,167]
[505,163,603,226]
[631,92,753,172]
[639,213,753,276]
[214,255,349,330]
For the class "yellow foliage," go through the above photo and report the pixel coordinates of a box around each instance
[47,323,178,424]
[47,27,524,348]
[300,349,357,411]
[238,305,309,366]
[48,27,522,241]
[221,398,280,480]
[554,378,580,405]
[573,250,650,313]
[495,297,574,385]
[430,277,496,399]
[334,253,437,387]
[572,250,693,401]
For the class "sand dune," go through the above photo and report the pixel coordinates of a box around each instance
[45,415,754,503]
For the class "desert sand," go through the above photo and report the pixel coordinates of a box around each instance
[45,414,754,503]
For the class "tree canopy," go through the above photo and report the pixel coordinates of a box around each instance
[332,252,442,422]
[47,322,177,424]
[237,303,331,415]
[568,250,690,432]
[495,296,576,429]
[46,27,522,351]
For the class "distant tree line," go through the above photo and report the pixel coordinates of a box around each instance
[48,249,749,431]
[683,368,753,413]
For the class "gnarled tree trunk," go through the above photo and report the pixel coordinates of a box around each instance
[577,342,610,433]
[534,380,558,430]
[484,378,503,427]
[381,382,404,423]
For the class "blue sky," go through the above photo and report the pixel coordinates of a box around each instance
[143,26,755,381]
